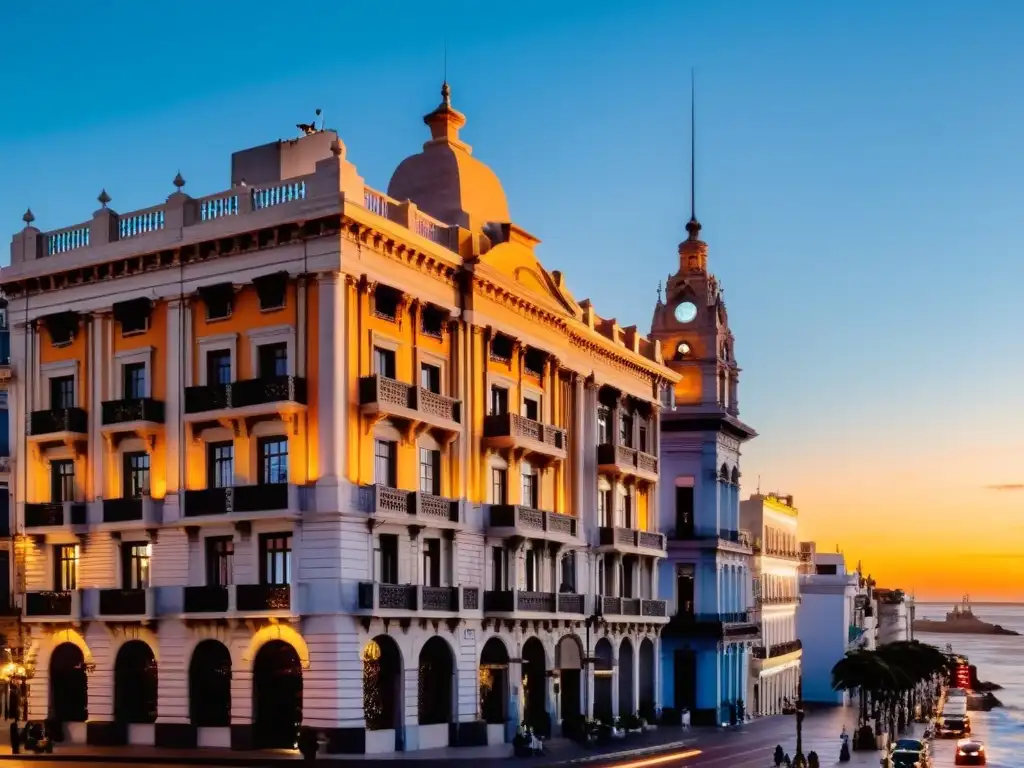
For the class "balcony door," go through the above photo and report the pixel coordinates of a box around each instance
[121,542,151,590]
[676,565,695,617]
[50,460,75,503]
[123,363,146,400]
[207,442,233,489]
[259,533,292,586]
[206,350,231,386]
[206,537,234,587]
[258,437,288,485]
[257,343,287,378]
[53,544,78,591]
[374,440,397,487]
[50,376,74,409]
[123,452,150,499]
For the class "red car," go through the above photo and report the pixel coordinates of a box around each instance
[955,739,986,765]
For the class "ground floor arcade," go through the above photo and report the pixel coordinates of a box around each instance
[23,617,661,754]
[750,656,802,718]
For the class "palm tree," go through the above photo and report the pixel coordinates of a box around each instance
[832,649,901,745]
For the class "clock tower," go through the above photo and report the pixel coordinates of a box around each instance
[649,215,739,415]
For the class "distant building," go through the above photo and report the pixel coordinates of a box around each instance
[741,493,802,717]
[796,547,876,705]
[874,588,914,644]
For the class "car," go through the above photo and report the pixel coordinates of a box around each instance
[948,687,969,697]
[955,739,986,765]
[890,748,927,768]
[937,715,971,738]
[893,738,929,756]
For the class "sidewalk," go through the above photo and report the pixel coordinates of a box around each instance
[0,725,702,766]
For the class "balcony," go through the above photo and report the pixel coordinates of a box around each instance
[24,590,81,622]
[751,639,803,661]
[237,584,292,613]
[482,413,567,462]
[24,501,86,529]
[359,375,462,434]
[183,376,307,423]
[101,496,162,525]
[756,595,801,607]
[756,546,802,561]
[597,526,666,556]
[482,590,586,616]
[97,588,151,618]
[664,611,761,640]
[182,483,298,519]
[487,504,578,543]
[28,408,88,446]
[360,485,461,527]
[357,583,481,614]
[601,596,669,620]
[596,443,659,483]
[183,585,229,614]
[100,398,166,437]
[668,528,753,555]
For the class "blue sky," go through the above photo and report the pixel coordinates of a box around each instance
[2,1,1023,594]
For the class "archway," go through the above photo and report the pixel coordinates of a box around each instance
[521,637,548,737]
[363,635,402,733]
[189,640,232,727]
[114,641,157,724]
[593,638,613,723]
[555,636,582,724]
[618,638,635,717]
[253,640,302,749]
[50,643,87,722]
[418,637,454,725]
[639,638,655,720]
[479,638,509,725]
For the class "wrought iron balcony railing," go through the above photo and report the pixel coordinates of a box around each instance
[101,398,165,425]
[597,526,666,552]
[98,588,147,616]
[487,505,577,537]
[24,502,86,528]
[184,376,307,414]
[235,584,291,612]
[29,407,88,436]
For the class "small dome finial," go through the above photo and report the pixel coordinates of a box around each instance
[22,208,35,226]
[441,80,451,107]
[98,189,111,208]
[173,171,186,191]
[685,215,702,241]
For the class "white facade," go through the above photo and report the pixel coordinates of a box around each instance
[796,549,876,704]
[740,494,802,717]
[874,589,914,645]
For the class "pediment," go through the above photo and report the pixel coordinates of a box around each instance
[480,240,579,317]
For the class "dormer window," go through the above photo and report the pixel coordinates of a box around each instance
[199,283,234,322]
[43,312,79,348]
[524,347,546,377]
[421,305,445,338]
[253,271,288,312]
[373,285,401,322]
[113,298,153,336]
[491,333,513,363]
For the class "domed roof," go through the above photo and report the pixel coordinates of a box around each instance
[387,83,510,230]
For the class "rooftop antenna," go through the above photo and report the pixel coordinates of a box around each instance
[690,67,696,223]
[756,474,761,494]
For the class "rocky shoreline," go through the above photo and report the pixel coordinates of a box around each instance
[913,618,1020,636]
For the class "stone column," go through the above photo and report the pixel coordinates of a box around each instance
[88,313,106,507]
[316,273,344,495]
[611,649,620,718]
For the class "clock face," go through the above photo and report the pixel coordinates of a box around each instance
[674,301,698,324]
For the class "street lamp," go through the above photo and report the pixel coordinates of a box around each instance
[794,673,806,767]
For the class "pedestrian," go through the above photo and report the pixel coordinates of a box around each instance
[9,719,19,755]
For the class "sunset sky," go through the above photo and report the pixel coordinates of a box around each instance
[2,1,1022,600]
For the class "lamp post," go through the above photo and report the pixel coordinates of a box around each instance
[794,673,805,767]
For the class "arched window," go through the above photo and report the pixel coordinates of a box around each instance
[189,640,231,727]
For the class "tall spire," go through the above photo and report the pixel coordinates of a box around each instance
[686,68,702,241]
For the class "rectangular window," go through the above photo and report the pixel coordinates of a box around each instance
[373,347,396,379]
[379,534,399,584]
[675,486,695,538]
[374,440,397,487]
[422,538,441,587]
[621,558,634,598]
[597,488,611,527]
[50,376,74,409]
[521,462,538,508]
[206,350,232,385]
[258,436,288,485]
[620,413,634,448]
[122,542,151,590]
[54,544,78,590]
[421,306,445,337]
[122,452,150,498]
[522,396,539,422]
[524,548,537,592]
[638,423,649,453]
[619,491,632,528]
[123,363,146,399]
[491,546,506,591]
[559,551,576,592]
[259,533,292,585]
[420,363,441,394]
[491,468,508,505]
[205,536,234,586]
[597,408,610,444]
[419,448,441,495]
[207,442,234,489]
[676,564,695,617]
[50,460,75,503]
[257,342,288,378]
[490,385,508,416]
